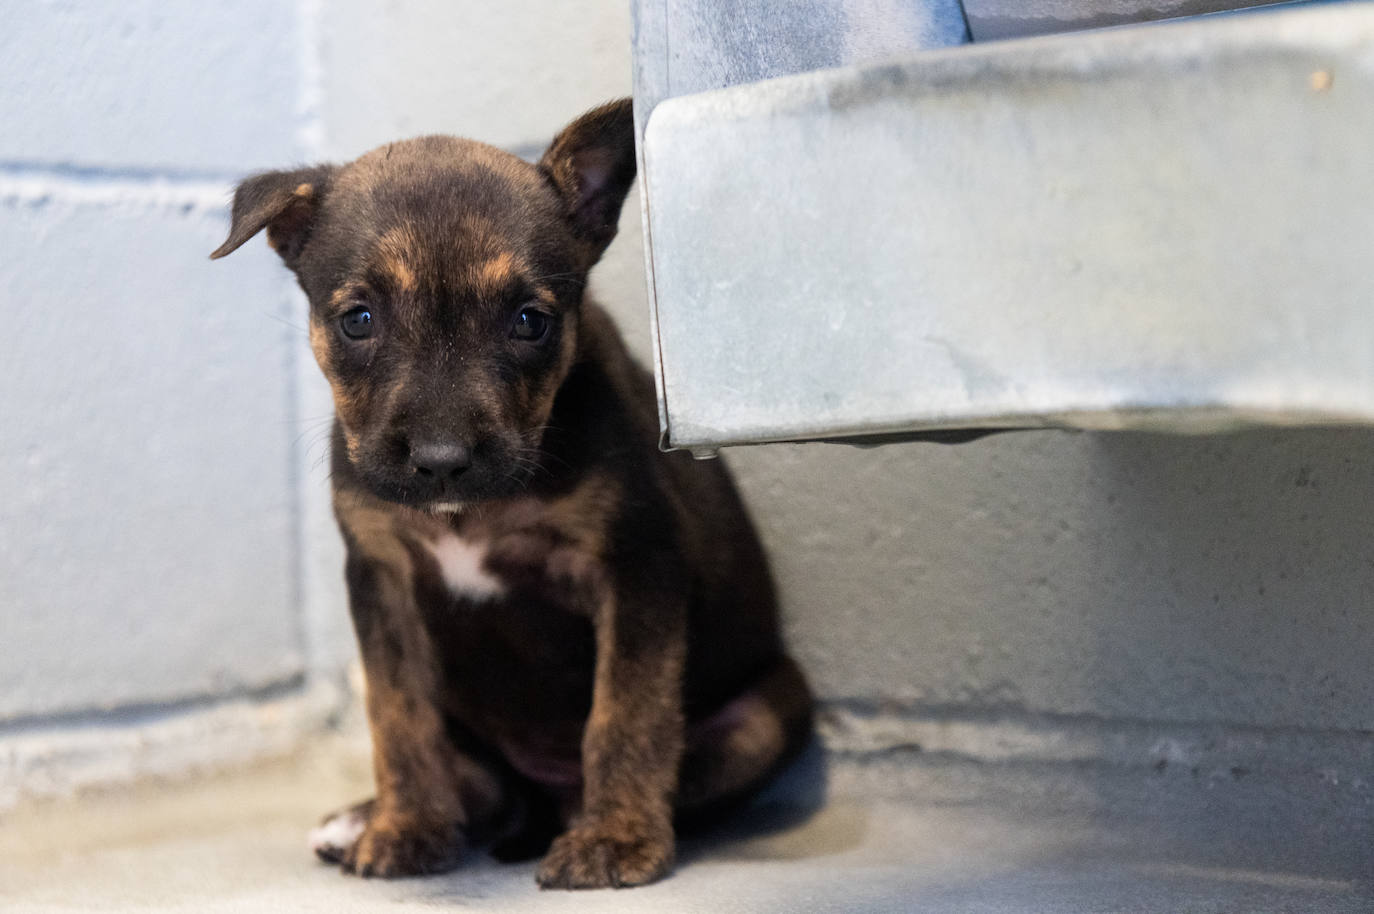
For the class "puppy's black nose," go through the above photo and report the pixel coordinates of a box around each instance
[409,440,472,479]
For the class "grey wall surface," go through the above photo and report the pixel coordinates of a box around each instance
[0,187,302,720]
[731,430,1374,731]
[318,2,634,159]
[0,4,312,725]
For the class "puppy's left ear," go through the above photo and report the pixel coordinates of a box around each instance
[210,165,335,267]
[538,98,637,263]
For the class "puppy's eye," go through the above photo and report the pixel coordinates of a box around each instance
[340,307,375,340]
[511,308,551,343]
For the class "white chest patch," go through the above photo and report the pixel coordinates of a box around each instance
[426,534,506,602]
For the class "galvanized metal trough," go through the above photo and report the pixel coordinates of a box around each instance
[635,2,1374,451]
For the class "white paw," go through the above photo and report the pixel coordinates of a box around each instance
[308,807,368,861]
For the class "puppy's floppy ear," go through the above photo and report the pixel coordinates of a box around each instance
[538,98,637,263]
[210,165,335,266]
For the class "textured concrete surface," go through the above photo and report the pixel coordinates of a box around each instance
[730,428,1374,731]
[0,185,303,720]
[0,1,303,172]
[0,681,342,812]
[318,0,634,159]
[2,733,1369,914]
[0,0,338,799]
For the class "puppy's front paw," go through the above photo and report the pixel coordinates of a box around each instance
[340,816,464,878]
[309,798,373,864]
[536,821,674,890]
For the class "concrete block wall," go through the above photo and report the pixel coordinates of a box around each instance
[4,0,1372,807]
[0,188,301,719]
[0,2,330,806]
[732,431,1374,729]
[0,0,649,806]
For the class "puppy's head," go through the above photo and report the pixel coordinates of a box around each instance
[212,100,636,511]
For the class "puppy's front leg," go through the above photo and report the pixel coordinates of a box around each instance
[341,550,504,878]
[537,573,687,889]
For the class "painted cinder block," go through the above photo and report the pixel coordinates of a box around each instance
[318,0,633,158]
[0,1,301,173]
[0,188,303,719]
[728,427,1374,732]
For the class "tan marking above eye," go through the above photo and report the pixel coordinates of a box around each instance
[383,259,418,294]
[374,226,422,294]
[329,286,359,309]
[475,251,519,292]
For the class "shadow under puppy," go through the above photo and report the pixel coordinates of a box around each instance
[211,99,813,889]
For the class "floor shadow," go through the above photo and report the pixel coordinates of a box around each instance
[676,737,863,865]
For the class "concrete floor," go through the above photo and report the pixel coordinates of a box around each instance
[2,732,1371,913]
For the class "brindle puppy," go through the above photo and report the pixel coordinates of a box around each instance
[211,99,812,890]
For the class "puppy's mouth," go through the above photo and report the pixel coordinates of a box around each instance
[346,454,537,513]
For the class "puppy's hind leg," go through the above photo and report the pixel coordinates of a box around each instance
[676,656,814,822]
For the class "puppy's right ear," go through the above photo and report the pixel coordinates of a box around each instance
[210,165,335,266]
